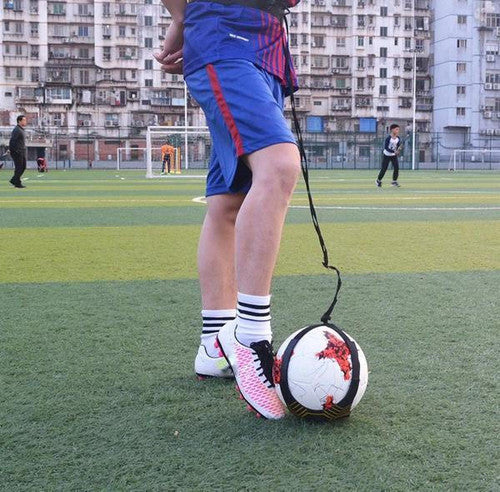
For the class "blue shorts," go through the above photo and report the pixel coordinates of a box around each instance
[185,60,296,197]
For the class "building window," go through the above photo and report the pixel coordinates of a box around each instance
[145,16,153,26]
[456,107,466,117]
[145,79,153,87]
[78,26,89,37]
[145,59,153,70]
[145,38,153,48]
[79,70,89,85]
[31,67,39,82]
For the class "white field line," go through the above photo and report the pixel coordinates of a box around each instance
[191,197,498,211]
[192,196,207,204]
[0,198,196,204]
[289,205,500,211]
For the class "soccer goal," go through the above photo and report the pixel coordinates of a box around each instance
[117,146,182,173]
[146,126,211,178]
[450,149,500,171]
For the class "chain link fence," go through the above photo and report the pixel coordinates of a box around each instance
[1,127,499,171]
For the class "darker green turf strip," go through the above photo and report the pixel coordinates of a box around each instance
[0,206,207,228]
[1,271,498,490]
[2,206,499,229]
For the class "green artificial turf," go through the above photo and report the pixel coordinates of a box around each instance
[0,169,499,490]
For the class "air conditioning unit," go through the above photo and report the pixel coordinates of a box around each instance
[484,111,492,118]
[487,129,495,135]
[485,83,493,90]
[497,27,500,37]
[497,113,500,119]
[105,120,114,127]
[494,84,500,90]
[495,129,500,136]
[486,55,495,62]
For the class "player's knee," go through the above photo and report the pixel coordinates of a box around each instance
[207,196,242,224]
[262,155,301,199]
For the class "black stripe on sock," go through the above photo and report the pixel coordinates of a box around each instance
[202,316,235,321]
[237,301,271,310]
[202,329,220,334]
[237,309,270,317]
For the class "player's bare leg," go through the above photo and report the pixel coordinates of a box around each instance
[195,193,245,378]
[236,143,301,296]
[217,143,301,419]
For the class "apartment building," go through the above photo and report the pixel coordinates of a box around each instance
[432,0,500,150]
[1,0,433,162]
[0,0,193,161]
[286,0,432,148]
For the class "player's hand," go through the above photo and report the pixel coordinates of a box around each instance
[154,20,184,74]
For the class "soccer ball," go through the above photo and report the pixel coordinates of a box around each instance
[274,324,368,421]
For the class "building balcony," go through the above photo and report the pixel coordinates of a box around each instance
[331,105,351,112]
[48,55,96,66]
[416,104,433,112]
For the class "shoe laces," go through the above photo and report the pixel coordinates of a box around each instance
[249,340,276,389]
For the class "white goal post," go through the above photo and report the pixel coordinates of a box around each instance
[146,126,210,178]
[451,149,500,171]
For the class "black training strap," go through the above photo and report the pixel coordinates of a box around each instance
[283,15,342,325]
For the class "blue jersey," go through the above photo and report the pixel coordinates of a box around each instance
[183,1,299,93]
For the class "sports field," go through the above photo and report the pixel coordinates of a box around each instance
[1,169,499,490]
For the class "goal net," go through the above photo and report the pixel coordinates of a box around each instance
[146,126,211,178]
[451,149,500,171]
[117,147,179,171]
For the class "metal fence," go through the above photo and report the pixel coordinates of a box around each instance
[1,127,499,171]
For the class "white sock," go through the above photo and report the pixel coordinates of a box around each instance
[201,309,236,358]
[235,292,272,346]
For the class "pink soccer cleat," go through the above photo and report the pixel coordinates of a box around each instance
[216,320,285,420]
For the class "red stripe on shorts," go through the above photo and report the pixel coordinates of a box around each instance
[206,64,245,156]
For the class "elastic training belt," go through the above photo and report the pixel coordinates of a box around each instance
[282,15,343,324]
[187,0,286,20]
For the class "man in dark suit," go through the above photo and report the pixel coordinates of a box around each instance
[9,115,28,188]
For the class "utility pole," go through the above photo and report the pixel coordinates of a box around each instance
[184,82,189,170]
[411,0,417,171]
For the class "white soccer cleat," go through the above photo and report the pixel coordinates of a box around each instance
[216,320,286,420]
[194,345,234,380]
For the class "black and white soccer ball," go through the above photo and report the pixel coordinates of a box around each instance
[274,324,368,421]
